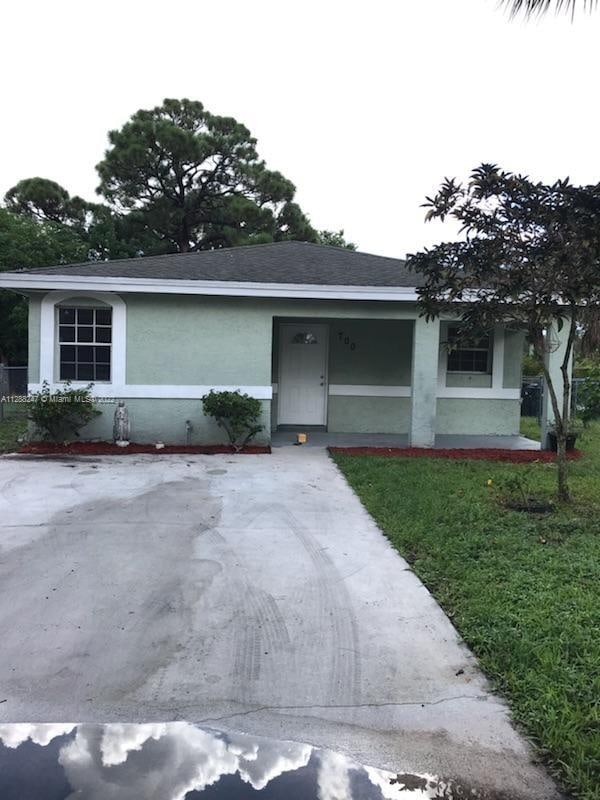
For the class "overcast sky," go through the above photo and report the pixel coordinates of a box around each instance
[1,0,599,259]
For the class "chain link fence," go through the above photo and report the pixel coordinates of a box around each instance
[521,375,586,422]
[0,365,28,422]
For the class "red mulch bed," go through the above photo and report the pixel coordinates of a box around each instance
[328,446,581,463]
[19,441,271,456]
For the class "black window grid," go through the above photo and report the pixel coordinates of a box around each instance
[446,327,491,374]
[58,307,112,382]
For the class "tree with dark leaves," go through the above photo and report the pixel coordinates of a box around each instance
[96,98,318,253]
[4,177,150,261]
[0,208,89,363]
[318,229,357,250]
[408,164,600,502]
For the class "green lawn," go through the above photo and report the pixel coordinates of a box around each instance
[520,415,541,441]
[333,424,600,800]
[0,406,27,453]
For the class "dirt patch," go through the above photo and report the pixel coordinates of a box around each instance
[328,446,581,463]
[19,441,271,456]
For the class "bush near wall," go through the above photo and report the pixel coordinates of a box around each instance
[201,390,263,452]
[28,381,100,442]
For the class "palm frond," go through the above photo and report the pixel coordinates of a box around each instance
[503,0,597,17]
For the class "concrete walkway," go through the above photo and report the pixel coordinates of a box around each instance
[0,450,558,798]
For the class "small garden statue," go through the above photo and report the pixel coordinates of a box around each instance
[113,400,130,446]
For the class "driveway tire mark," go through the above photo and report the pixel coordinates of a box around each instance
[200,528,293,703]
[223,501,361,708]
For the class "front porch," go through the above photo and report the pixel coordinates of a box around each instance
[271,315,526,447]
[271,430,540,450]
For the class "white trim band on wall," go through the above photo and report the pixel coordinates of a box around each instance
[437,387,520,400]
[27,383,274,400]
[275,383,519,400]
[28,383,520,402]
[329,384,411,397]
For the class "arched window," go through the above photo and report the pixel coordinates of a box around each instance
[39,291,126,388]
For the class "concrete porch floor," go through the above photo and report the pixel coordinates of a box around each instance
[271,430,541,450]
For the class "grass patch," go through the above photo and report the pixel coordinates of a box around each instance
[520,415,541,441]
[0,405,28,453]
[332,423,600,800]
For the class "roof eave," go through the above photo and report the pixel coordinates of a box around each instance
[0,273,425,302]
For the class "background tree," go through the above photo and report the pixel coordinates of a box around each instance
[4,177,145,261]
[1,99,355,362]
[0,208,89,363]
[408,164,600,501]
[5,178,87,227]
[96,98,319,253]
[318,229,357,250]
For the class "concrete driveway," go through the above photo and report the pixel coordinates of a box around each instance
[0,450,558,798]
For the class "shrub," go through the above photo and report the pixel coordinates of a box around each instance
[577,369,600,423]
[573,355,600,378]
[201,390,263,451]
[522,352,544,376]
[28,381,100,442]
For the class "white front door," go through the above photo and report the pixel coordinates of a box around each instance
[278,323,328,425]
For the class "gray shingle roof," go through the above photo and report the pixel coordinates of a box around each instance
[14,241,420,287]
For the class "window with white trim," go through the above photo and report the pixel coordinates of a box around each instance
[58,307,112,381]
[446,326,491,373]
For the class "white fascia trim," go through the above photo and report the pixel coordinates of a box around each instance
[437,388,520,400]
[329,384,411,397]
[28,383,273,400]
[0,274,426,302]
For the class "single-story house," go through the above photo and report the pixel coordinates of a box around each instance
[0,241,569,446]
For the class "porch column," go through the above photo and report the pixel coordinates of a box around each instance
[540,318,573,450]
[409,316,440,448]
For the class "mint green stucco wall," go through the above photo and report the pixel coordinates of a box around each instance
[503,330,525,389]
[127,295,421,390]
[27,291,523,441]
[328,320,412,385]
[76,297,419,443]
[436,399,519,435]
[271,318,413,432]
[78,398,271,445]
[445,372,492,389]
[125,294,273,386]
[328,397,411,433]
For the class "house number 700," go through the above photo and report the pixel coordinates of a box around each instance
[337,331,357,351]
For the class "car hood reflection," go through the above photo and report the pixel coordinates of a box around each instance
[0,722,483,799]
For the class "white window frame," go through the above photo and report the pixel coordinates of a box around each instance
[40,291,126,387]
[436,322,515,399]
[446,325,492,375]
